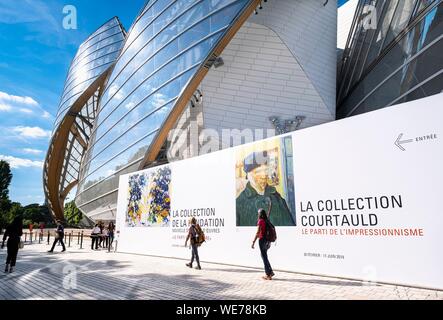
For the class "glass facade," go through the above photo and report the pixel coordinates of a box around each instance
[75,0,254,219]
[44,17,126,220]
[337,0,443,118]
[53,17,126,128]
[57,92,100,197]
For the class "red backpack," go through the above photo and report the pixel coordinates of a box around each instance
[265,220,277,242]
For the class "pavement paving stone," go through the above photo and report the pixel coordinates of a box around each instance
[0,243,442,300]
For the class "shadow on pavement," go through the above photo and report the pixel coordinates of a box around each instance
[0,247,269,300]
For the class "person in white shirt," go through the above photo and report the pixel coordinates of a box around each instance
[91,224,101,250]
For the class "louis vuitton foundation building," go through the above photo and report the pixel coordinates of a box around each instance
[44,0,337,221]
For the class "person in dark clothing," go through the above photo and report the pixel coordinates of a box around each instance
[98,222,104,248]
[252,208,274,280]
[184,217,202,270]
[1,216,23,273]
[108,222,115,247]
[90,224,101,250]
[48,220,66,253]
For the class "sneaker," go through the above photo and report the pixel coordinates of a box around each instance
[195,265,201,270]
[186,263,192,268]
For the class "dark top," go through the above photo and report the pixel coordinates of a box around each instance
[56,224,64,238]
[3,224,23,243]
[236,182,296,226]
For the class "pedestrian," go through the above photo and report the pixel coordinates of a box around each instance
[98,221,104,248]
[251,208,274,280]
[184,217,202,270]
[108,222,115,248]
[1,216,23,273]
[39,222,44,242]
[91,224,101,250]
[102,227,109,249]
[48,220,66,253]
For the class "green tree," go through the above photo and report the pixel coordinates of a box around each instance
[64,201,82,227]
[8,202,24,222]
[23,204,47,225]
[39,203,55,227]
[19,203,54,229]
[0,160,13,233]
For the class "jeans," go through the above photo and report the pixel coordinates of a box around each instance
[259,238,273,276]
[190,244,200,266]
[50,237,66,252]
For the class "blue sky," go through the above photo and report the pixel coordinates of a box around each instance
[0,0,145,205]
[0,0,346,206]
[338,0,350,8]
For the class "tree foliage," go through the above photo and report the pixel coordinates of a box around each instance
[0,161,13,231]
[0,160,12,199]
[23,204,53,228]
[64,201,82,227]
[0,161,55,233]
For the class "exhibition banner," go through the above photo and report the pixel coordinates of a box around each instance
[116,93,443,289]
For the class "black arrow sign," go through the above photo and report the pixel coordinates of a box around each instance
[395,133,414,151]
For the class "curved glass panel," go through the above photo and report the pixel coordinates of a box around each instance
[76,157,142,207]
[53,17,125,128]
[338,0,443,118]
[76,0,252,212]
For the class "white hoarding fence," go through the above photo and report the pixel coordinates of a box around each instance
[116,93,443,290]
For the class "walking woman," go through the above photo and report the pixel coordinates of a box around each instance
[1,216,23,273]
[252,208,274,280]
[184,217,202,270]
[108,222,115,248]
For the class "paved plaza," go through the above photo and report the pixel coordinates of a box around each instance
[0,242,442,300]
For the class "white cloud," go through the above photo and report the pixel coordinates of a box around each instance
[109,84,119,96]
[0,91,47,116]
[23,148,43,155]
[0,90,53,119]
[0,155,43,169]
[125,102,135,110]
[13,126,51,139]
[109,84,125,101]
[19,108,33,114]
[0,91,39,106]
[0,103,12,111]
[153,93,167,109]
[42,111,52,118]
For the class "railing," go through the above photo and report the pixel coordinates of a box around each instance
[19,229,115,252]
